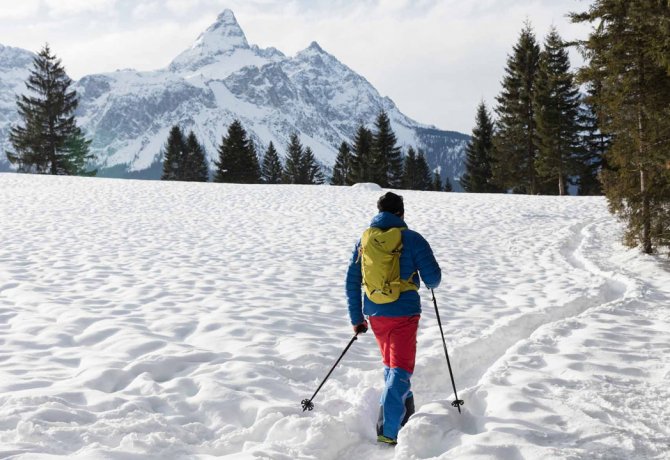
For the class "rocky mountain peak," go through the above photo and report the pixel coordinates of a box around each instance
[168,8,250,72]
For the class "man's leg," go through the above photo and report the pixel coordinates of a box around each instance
[370,315,419,440]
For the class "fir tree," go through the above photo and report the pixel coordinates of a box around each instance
[444,176,453,192]
[214,120,260,183]
[183,131,209,182]
[350,124,374,183]
[462,101,498,193]
[572,1,670,253]
[7,44,94,175]
[533,27,582,196]
[261,141,283,184]
[415,149,432,191]
[431,170,442,191]
[331,141,352,185]
[402,147,419,189]
[161,125,186,181]
[492,22,541,194]
[62,127,96,177]
[371,110,403,188]
[302,146,325,184]
[283,133,305,184]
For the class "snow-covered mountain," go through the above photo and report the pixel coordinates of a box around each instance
[0,44,35,171]
[0,10,469,184]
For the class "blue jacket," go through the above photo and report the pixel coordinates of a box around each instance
[346,212,441,325]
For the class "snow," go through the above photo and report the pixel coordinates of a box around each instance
[0,173,668,459]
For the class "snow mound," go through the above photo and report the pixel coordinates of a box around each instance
[351,182,382,191]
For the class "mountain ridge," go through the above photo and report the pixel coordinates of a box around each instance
[0,9,469,187]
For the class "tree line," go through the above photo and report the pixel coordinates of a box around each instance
[163,110,452,191]
[160,121,325,185]
[462,5,670,255]
[330,110,451,191]
[461,24,602,196]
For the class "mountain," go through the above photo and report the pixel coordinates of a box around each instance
[0,10,469,187]
[0,44,35,171]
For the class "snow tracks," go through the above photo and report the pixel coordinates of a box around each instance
[398,217,670,459]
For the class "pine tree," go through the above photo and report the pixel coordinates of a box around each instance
[444,176,453,192]
[350,124,374,183]
[183,131,209,182]
[62,127,96,177]
[371,110,403,188]
[331,141,352,185]
[245,141,262,183]
[402,147,419,189]
[161,125,186,181]
[7,44,94,175]
[462,101,499,193]
[302,146,325,184]
[431,170,442,191]
[214,120,259,183]
[572,1,670,253]
[283,133,305,184]
[533,27,582,196]
[261,141,283,184]
[492,22,541,194]
[415,149,432,191]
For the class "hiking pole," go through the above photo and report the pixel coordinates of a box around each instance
[431,288,464,413]
[301,332,360,411]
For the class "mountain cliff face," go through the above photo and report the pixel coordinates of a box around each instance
[0,10,468,186]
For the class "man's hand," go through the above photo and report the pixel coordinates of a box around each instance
[353,320,368,334]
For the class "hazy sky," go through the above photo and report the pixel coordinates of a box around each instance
[0,0,593,133]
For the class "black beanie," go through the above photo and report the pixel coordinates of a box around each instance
[377,192,404,216]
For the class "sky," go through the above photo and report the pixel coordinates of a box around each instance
[0,0,593,134]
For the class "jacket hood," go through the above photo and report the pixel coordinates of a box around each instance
[370,212,407,230]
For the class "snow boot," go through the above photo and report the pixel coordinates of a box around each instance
[377,435,397,446]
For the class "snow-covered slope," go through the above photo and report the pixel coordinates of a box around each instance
[0,10,468,183]
[0,174,668,459]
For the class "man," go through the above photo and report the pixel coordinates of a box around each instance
[346,191,441,445]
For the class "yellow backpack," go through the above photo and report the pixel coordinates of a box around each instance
[359,227,418,304]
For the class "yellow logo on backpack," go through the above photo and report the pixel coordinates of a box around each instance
[359,227,418,304]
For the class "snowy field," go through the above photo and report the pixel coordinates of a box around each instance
[0,173,668,460]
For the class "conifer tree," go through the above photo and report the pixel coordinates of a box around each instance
[62,127,96,177]
[572,1,670,253]
[283,133,305,184]
[246,141,262,183]
[261,141,283,184]
[183,131,209,182]
[350,124,374,183]
[161,125,186,181]
[444,176,453,192]
[214,120,259,183]
[302,146,325,184]
[331,141,352,185]
[431,170,442,191]
[533,27,582,196]
[402,147,419,189]
[462,101,498,193]
[371,110,403,188]
[415,150,432,191]
[7,44,94,175]
[492,22,541,194]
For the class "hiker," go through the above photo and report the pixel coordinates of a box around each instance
[346,191,441,445]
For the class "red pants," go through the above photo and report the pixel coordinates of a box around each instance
[369,315,419,374]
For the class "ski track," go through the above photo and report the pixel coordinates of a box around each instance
[0,174,668,460]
